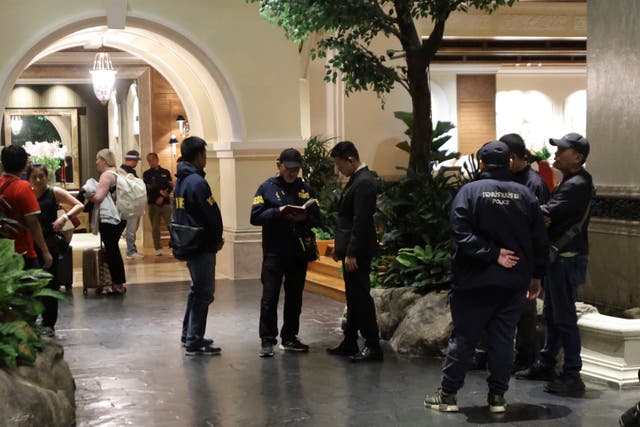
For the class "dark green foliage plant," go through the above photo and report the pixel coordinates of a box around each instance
[393,112,459,163]
[247,0,518,172]
[0,237,66,369]
[301,136,342,237]
[371,243,451,292]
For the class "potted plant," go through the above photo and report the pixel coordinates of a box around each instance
[301,136,342,256]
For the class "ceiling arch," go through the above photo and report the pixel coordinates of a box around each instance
[1,16,246,146]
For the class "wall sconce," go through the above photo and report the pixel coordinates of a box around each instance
[169,134,179,157]
[176,115,189,136]
[10,116,23,135]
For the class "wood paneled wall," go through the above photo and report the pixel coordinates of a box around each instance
[456,74,496,155]
[150,69,185,173]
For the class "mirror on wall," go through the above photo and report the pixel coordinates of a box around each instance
[3,108,80,189]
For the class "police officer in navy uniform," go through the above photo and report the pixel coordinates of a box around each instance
[250,148,321,358]
[425,140,548,414]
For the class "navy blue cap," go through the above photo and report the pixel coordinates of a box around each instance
[478,141,510,168]
[278,148,303,169]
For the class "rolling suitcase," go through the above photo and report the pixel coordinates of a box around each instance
[82,247,112,295]
[56,245,74,290]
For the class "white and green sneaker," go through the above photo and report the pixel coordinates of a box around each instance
[424,388,459,412]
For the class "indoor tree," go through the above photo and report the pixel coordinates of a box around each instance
[247,0,518,173]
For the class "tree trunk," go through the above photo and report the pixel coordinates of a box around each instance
[408,67,432,173]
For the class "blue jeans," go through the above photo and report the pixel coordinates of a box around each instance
[539,255,588,374]
[442,287,525,395]
[125,216,140,255]
[182,252,216,348]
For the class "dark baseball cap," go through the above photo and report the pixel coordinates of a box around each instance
[549,133,589,159]
[477,140,510,168]
[278,148,303,169]
[125,150,142,161]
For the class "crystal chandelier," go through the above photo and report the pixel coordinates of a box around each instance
[10,115,23,135]
[90,51,117,105]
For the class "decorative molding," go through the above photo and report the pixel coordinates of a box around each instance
[592,195,640,222]
[213,138,306,159]
[589,218,640,238]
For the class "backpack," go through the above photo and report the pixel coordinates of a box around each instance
[108,169,147,220]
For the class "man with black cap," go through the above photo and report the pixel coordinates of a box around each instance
[120,150,144,259]
[425,140,548,414]
[516,133,594,396]
[250,148,321,357]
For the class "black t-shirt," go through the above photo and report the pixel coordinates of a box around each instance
[143,166,173,205]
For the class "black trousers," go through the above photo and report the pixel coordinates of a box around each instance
[34,248,60,328]
[442,287,525,395]
[515,298,538,366]
[343,256,380,348]
[99,221,127,284]
[259,255,307,343]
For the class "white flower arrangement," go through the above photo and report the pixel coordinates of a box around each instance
[23,141,67,180]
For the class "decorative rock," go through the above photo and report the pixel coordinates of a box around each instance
[371,288,422,340]
[388,291,452,356]
[576,302,599,317]
[622,307,640,319]
[0,338,75,427]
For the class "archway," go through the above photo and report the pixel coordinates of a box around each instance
[0,17,245,147]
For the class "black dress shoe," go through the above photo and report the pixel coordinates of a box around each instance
[349,346,383,362]
[326,342,359,356]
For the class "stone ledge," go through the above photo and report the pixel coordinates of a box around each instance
[579,313,640,389]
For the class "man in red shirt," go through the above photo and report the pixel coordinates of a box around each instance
[0,145,52,269]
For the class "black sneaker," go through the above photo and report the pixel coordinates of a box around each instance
[619,402,640,427]
[181,338,214,348]
[488,392,507,413]
[424,388,459,412]
[185,344,221,356]
[544,372,585,395]
[279,338,310,352]
[515,363,556,381]
[259,341,275,358]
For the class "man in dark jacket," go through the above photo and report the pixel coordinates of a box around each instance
[516,133,594,395]
[173,136,224,356]
[250,148,321,357]
[326,141,382,362]
[425,141,548,414]
[143,152,173,256]
[500,133,550,373]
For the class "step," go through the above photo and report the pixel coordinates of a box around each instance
[305,270,345,302]
[308,256,341,277]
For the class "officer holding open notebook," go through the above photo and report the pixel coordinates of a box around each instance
[250,148,321,358]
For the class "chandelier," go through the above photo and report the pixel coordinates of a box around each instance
[10,116,23,135]
[90,51,117,105]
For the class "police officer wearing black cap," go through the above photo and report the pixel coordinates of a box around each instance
[425,140,548,414]
[516,133,594,395]
[250,148,321,357]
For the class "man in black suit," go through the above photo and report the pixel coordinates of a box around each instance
[326,141,382,362]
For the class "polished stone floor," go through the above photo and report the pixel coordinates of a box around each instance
[55,278,640,427]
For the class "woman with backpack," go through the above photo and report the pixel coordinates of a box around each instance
[88,149,127,295]
[28,163,83,330]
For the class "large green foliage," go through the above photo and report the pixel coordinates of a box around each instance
[0,238,66,369]
[301,136,342,236]
[372,243,451,292]
[248,0,518,172]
